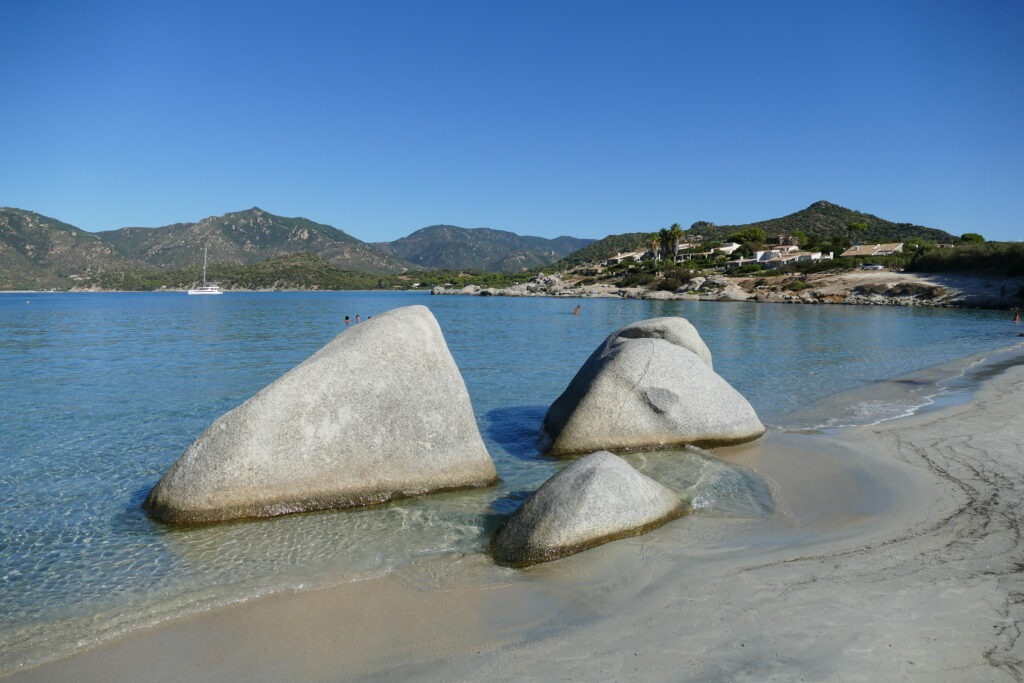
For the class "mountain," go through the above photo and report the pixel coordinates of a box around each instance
[551,201,960,270]
[0,208,143,289]
[80,253,394,291]
[98,208,412,273]
[0,201,966,290]
[704,201,957,245]
[373,225,594,272]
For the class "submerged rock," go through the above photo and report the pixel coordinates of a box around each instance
[493,451,686,566]
[542,317,764,455]
[145,305,498,524]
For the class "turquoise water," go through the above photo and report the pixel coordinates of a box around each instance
[0,291,1020,671]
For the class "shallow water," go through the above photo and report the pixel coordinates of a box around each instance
[0,291,1020,672]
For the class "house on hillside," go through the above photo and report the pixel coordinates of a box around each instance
[603,250,647,266]
[666,241,746,263]
[840,243,904,258]
[725,249,833,270]
[675,249,715,262]
[666,242,698,262]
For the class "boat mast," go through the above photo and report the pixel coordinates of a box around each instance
[202,247,208,285]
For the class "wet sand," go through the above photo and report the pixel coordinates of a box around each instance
[7,362,1024,682]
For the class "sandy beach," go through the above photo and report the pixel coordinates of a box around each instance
[7,354,1024,682]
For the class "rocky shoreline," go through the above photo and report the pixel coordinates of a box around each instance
[432,269,1024,309]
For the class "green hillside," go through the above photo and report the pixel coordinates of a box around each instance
[551,232,650,270]
[706,201,957,246]
[98,208,412,273]
[81,253,388,290]
[552,202,961,270]
[0,208,143,289]
[374,225,594,272]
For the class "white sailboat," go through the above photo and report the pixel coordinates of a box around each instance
[187,248,223,295]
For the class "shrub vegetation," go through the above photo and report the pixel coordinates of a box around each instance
[908,242,1024,276]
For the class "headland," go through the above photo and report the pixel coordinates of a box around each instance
[433,269,1024,310]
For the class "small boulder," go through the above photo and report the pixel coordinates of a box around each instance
[493,451,686,566]
[145,305,498,524]
[542,317,763,455]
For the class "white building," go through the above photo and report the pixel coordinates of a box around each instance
[725,249,833,270]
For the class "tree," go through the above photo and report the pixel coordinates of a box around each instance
[658,228,673,261]
[960,232,985,244]
[727,227,766,245]
[647,232,661,261]
[669,223,685,258]
[690,220,716,231]
[734,243,754,259]
[847,221,868,245]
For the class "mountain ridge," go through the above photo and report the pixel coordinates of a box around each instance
[707,200,957,245]
[373,224,594,272]
[0,201,968,289]
[552,201,961,269]
[96,207,411,273]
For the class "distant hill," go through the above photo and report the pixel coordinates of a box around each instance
[80,253,392,291]
[0,208,144,289]
[98,208,412,273]
[705,201,957,245]
[0,201,971,290]
[373,225,594,272]
[552,201,960,270]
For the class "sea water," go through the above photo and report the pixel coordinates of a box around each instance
[0,291,1020,672]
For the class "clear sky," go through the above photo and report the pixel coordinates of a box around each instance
[2,0,1021,242]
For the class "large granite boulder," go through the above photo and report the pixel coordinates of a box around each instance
[542,317,763,455]
[493,451,686,566]
[145,306,498,524]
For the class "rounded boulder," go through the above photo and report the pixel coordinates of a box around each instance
[542,317,763,455]
[493,451,686,566]
[145,305,498,524]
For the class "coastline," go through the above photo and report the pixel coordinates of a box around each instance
[6,269,1024,309]
[6,348,1024,681]
[431,270,1024,310]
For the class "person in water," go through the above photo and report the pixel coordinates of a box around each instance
[344,316,351,324]
[1014,309,1021,324]
[355,314,361,322]
[572,305,580,316]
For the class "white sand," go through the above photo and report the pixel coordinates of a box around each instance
[6,364,1024,682]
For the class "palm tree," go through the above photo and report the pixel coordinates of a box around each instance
[658,228,673,261]
[669,223,685,262]
[647,233,661,261]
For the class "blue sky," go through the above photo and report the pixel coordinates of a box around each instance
[2,0,1021,242]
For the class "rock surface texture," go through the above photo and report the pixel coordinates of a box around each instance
[493,451,686,566]
[542,317,764,455]
[145,305,497,524]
